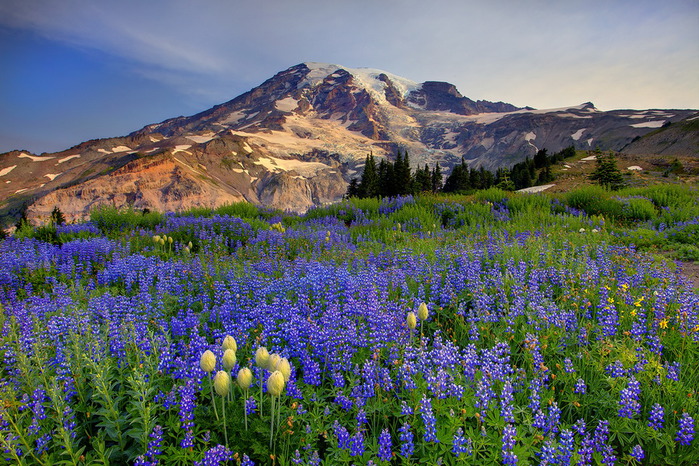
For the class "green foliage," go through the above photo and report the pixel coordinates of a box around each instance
[90,206,164,234]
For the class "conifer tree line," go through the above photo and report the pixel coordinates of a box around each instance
[346,146,576,198]
[346,151,443,198]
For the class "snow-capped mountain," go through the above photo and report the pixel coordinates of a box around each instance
[1,62,697,223]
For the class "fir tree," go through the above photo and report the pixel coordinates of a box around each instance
[357,154,380,198]
[589,150,625,190]
[50,206,66,226]
[431,163,443,192]
[345,178,360,198]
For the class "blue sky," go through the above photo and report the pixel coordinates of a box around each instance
[1,0,698,155]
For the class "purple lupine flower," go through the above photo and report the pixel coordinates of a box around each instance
[563,358,575,373]
[648,403,664,431]
[533,409,547,430]
[377,428,392,462]
[502,424,518,465]
[335,393,353,411]
[334,422,350,450]
[593,420,610,453]
[291,450,302,464]
[194,444,233,466]
[241,453,255,466]
[605,360,626,378]
[500,379,515,423]
[675,412,695,446]
[618,376,641,419]
[577,435,594,466]
[400,401,413,416]
[558,429,574,466]
[356,408,368,427]
[547,402,561,436]
[539,439,556,465]
[574,378,587,394]
[398,423,414,458]
[419,396,439,443]
[245,396,257,416]
[308,451,321,466]
[452,427,472,458]
[665,361,681,381]
[135,425,164,466]
[349,431,365,457]
[630,444,644,462]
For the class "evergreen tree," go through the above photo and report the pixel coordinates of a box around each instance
[394,151,412,196]
[345,178,360,198]
[377,159,392,197]
[413,164,432,192]
[357,154,380,198]
[480,167,494,189]
[14,205,30,231]
[534,149,550,169]
[431,163,443,192]
[443,158,471,193]
[536,165,553,185]
[50,206,66,225]
[496,169,515,191]
[589,150,625,190]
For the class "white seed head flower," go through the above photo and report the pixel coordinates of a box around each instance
[222,335,237,352]
[255,347,269,368]
[276,357,291,382]
[267,370,285,397]
[407,311,417,329]
[223,349,237,371]
[200,350,216,373]
[213,370,231,397]
[417,302,429,321]
[237,367,253,390]
[267,353,281,372]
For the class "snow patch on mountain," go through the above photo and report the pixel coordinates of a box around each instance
[58,154,81,163]
[19,153,54,161]
[571,129,586,141]
[186,135,216,144]
[172,145,192,155]
[630,121,665,129]
[253,156,332,176]
[0,165,17,177]
[44,173,61,181]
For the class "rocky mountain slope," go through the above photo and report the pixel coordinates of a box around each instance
[1,62,697,223]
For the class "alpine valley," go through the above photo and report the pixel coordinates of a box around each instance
[1,62,697,223]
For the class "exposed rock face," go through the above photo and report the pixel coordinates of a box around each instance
[2,62,697,223]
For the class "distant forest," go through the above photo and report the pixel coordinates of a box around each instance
[346,146,576,198]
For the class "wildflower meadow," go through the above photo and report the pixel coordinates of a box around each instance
[1,185,698,465]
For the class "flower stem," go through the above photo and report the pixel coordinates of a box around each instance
[209,376,219,421]
[222,396,228,447]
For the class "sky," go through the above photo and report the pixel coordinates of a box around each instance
[1,0,698,155]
